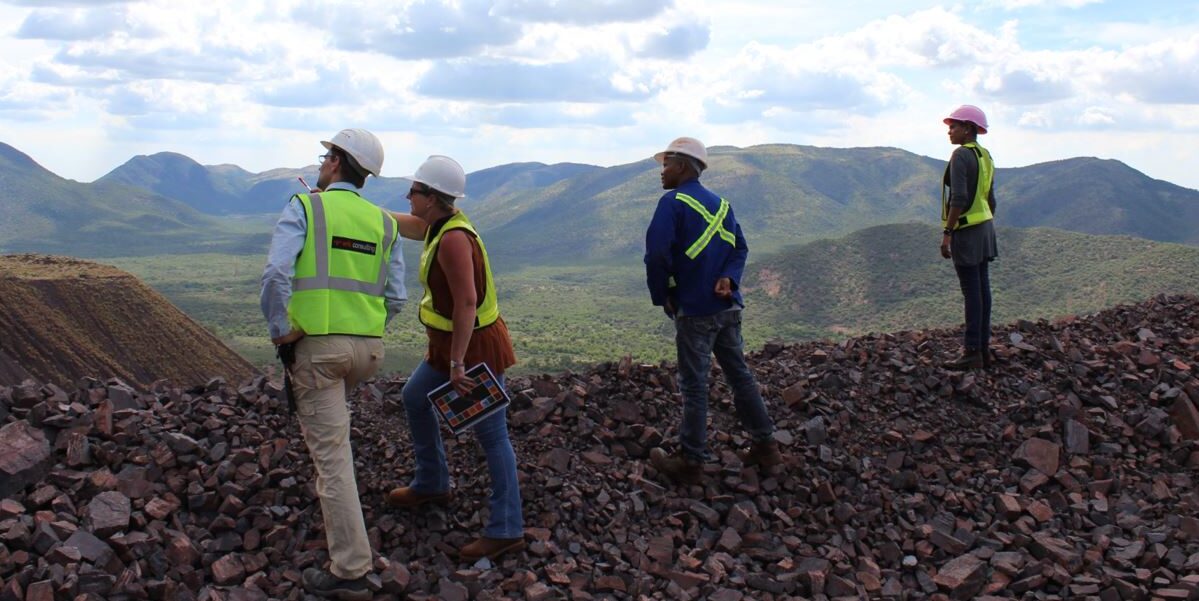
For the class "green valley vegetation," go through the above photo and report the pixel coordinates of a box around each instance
[105,223,1199,376]
[742,222,1199,342]
[6,139,1199,374]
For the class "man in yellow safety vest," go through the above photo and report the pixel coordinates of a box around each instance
[260,128,405,600]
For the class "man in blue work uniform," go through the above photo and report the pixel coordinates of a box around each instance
[643,136,783,484]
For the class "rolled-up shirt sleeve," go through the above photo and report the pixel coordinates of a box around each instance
[384,236,406,326]
[260,199,306,339]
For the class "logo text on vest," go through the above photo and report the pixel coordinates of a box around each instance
[332,236,378,255]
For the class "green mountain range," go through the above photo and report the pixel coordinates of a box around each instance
[96,152,599,216]
[0,143,265,257]
[4,140,1198,264]
[96,143,1199,265]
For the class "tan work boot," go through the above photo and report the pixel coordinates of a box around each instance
[385,487,452,508]
[649,447,702,484]
[459,536,526,561]
[739,439,784,467]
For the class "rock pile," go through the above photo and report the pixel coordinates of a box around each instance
[0,294,1196,600]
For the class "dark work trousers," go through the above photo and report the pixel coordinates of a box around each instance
[954,260,992,351]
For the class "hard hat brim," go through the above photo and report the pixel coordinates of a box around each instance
[654,150,707,168]
[402,175,467,199]
[942,117,987,135]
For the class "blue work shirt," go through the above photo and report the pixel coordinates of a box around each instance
[644,177,748,318]
[260,181,407,338]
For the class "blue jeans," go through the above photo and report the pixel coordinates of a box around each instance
[400,360,523,539]
[954,261,992,351]
[675,310,775,461]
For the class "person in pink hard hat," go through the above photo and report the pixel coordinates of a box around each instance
[939,105,999,370]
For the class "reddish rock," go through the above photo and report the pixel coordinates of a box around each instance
[23,580,52,601]
[995,494,1022,521]
[1171,398,1199,440]
[211,554,246,585]
[934,554,987,600]
[86,491,130,537]
[0,421,52,498]
[1013,438,1060,476]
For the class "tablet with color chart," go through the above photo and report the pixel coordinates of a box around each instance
[426,362,510,435]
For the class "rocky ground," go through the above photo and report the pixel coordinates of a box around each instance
[1,294,1197,600]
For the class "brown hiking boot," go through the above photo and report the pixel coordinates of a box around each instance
[739,439,784,467]
[459,536,526,561]
[649,447,702,484]
[385,487,451,508]
[942,350,984,371]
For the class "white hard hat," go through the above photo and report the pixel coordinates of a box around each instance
[654,136,708,169]
[407,155,466,198]
[321,128,384,176]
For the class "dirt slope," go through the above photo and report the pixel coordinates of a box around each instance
[0,254,257,388]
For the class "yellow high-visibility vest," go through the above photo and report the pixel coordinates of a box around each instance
[289,190,397,336]
[942,141,995,230]
[418,211,500,332]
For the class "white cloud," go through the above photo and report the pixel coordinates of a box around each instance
[1077,106,1116,126]
[987,0,1102,9]
[311,0,525,60]
[1,0,131,5]
[54,43,251,83]
[415,57,659,103]
[253,65,383,108]
[16,7,130,40]
[967,64,1075,105]
[634,20,710,59]
[1101,34,1199,104]
[1017,110,1051,127]
[492,0,673,24]
[0,1,1198,191]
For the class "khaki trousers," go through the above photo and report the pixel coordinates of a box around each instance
[291,335,383,580]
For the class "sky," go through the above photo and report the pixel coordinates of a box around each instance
[1,0,1198,190]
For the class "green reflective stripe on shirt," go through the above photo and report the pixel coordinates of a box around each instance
[675,193,735,259]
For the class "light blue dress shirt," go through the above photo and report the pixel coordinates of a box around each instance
[260,181,406,338]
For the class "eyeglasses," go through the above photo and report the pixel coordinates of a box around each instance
[408,185,431,196]
[318,153,334,163]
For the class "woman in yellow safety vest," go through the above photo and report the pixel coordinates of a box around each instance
[384,155,525,562]
[940,104,999,370]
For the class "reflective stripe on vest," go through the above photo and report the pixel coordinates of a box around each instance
[675,193,736,259]
[293,193,394,295]
[289,191,397,337]
[418,211,500,332]
[941,142,995,230]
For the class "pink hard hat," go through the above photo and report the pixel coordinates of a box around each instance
[943,105,988,134]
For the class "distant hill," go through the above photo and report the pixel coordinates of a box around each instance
[98,154,600,215]
[740,222,1199,342]
[0,143,266,257]
[470,145,1199,266]
[998,157,1199,244]
[0,254,258,388]
[96,152,250,215]
[6,140,1199,260]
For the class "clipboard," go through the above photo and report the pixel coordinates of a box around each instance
[427,362,510,435]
